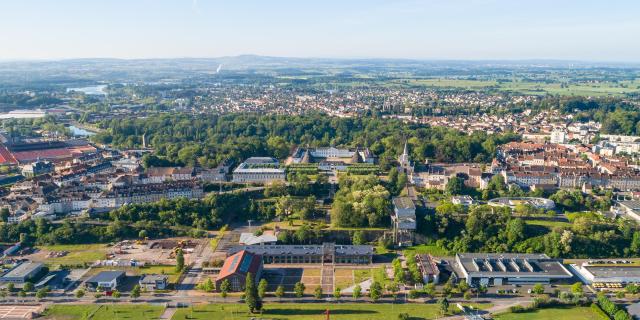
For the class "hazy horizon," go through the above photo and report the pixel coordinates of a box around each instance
[0,55,639,64]
[1,0,640,62]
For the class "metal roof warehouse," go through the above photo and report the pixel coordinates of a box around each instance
[228,243,373,265]
[455,253,573,286]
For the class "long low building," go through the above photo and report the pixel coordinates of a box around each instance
[615,200,640,224]
[454,253,573,286]
[232,157,286,184]
[573,261,640,285]
[228,243,373,265]
[0,262,44,284]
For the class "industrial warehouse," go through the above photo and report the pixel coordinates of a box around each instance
[454,253,573,286]
[227,243,373,265]
[573,261,640,288]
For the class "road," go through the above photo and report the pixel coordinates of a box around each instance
[175,239,213,297]
[205,186,265,196]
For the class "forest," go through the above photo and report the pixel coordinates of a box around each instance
[90,113,519,169]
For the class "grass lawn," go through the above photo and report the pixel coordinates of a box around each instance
[372,267,392,286]
[353,269,371,284]
[494,306,602,320]
[138,265,180,283]
[43,304,164,320]
[525,219,572,229]
[171,303,491,320]
[404,244,449,257]
[38,244,108,267]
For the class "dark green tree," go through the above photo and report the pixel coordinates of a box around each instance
[244,273,262,313]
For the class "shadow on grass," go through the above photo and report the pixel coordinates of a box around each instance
[374,252,399,263]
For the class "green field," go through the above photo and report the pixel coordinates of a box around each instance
[403,244,450,257]
[494,306,602,320]
[499,80,640,97]
[353,269,371,284]
[38,244,108,267]
[171,303,491,320]
[525,219,572,229]
[400,79,498,88]
[391,77,640,97]
[42,304,164,320]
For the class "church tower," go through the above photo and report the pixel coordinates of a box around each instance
[398,140,413,174]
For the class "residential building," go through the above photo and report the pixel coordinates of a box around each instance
[21,160,54,178]
[139,274,169,290]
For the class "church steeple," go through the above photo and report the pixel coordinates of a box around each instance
[398,138,412,174]
[402,140,408,158]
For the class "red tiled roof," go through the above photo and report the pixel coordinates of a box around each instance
[12,148,74,162]
[216,250,262,281]
[6,145,96,163]
[0,145,17,164]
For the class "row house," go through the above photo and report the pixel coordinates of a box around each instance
[143,167,194,184]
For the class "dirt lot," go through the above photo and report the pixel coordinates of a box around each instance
[111,238,197,265]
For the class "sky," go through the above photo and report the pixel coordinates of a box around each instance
[0,0,639,61]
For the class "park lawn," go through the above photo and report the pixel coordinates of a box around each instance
[494,306,602,320]
[372,267,393,286]
[525,219,572,229]
[43,304,165,320]
[38,244,108,267]
[404,244,450,257]
[171,303,491,320]
[353,269,371,284]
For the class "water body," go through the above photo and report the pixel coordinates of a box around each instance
[67,125,96,137]
[66,85,107,95]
